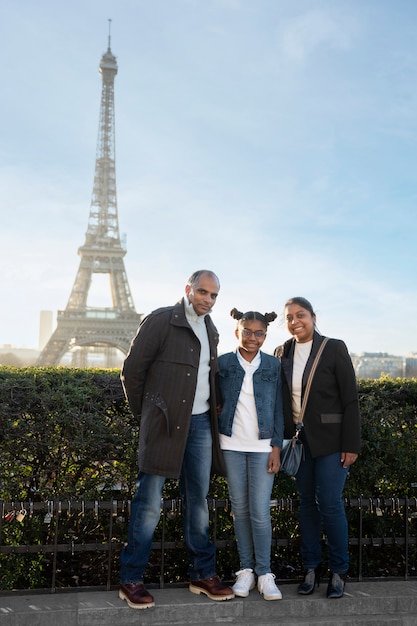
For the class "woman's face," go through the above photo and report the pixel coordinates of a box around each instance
[285,303,315,343]
[236,319,267,361]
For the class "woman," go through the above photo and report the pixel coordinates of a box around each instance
[276,297,360,599]
[218,308,284,600]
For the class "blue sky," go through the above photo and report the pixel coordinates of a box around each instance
[1,0,416,357]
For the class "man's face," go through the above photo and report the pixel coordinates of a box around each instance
[185,273,220,316]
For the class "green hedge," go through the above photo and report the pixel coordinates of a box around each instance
[0,367,417,500]
[0,368,417,589]
[0,367,138,501]
[353,376,417,495]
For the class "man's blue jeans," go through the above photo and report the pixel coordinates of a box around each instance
[119,412,216,583]
[223,450,275,576]
[295,436,349,574]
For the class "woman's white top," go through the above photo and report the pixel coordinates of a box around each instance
[291,340,313,423]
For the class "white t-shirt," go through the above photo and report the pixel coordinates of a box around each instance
[220,350,272,452]
[291,340,313,423]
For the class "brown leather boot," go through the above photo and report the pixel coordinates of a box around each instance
[189,575,235,601]
[119,583,155,609]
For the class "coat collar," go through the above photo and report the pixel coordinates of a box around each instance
[170,298,189,327]
[226,349,272,371]
[170,298,219,347]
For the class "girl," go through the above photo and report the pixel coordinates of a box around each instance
[218,308,284,600]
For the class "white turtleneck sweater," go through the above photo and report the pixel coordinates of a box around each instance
[184,298,210,415]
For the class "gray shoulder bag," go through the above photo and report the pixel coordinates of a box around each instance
[280,337,329,476]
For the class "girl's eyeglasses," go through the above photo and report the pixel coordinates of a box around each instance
[241,329,266,338]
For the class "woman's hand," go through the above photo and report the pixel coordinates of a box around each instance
[267,446,281,474]
[341,452,358,468]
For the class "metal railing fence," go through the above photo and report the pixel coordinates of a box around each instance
[1,496,417,594]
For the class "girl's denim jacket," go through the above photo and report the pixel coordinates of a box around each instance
[217,350,284,448]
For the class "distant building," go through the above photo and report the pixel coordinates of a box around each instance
[405,353,417,378]
[351,352,405,379]
[0,345,39,367]
[0,344,123,369]
[39,310,53,350]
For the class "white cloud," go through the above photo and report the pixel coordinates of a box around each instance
[280,9,355,63]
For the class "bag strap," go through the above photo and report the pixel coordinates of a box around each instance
[297,337,329,425]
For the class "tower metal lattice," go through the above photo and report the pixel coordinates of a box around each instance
[37,30,141,366]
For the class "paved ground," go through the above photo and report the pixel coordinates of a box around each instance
[0,581,417,625]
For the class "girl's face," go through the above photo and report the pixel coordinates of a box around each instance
[236,319,267,362]
[285,303,315,343]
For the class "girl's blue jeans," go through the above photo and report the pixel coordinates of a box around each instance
[223,450,275,576]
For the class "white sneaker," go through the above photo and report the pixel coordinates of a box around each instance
[257,573,282,600]
[232,568,256,597]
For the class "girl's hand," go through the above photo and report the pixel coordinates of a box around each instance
[267,446,281,474]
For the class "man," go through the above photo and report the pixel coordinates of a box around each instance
[119,270,234,609]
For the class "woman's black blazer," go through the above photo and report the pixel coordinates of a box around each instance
[277,331,361,458]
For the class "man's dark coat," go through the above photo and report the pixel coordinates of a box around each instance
[121,298,225,478]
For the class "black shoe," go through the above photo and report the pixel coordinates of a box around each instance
[326,572,347,598]
[297,566,321,595]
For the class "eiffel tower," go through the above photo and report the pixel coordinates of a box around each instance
[37,27,142,367]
